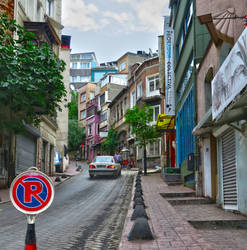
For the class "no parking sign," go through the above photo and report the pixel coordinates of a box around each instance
[10,168,54,215]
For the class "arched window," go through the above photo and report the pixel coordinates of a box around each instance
[204,67,213,112]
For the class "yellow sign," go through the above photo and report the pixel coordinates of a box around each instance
[156,114,175,132]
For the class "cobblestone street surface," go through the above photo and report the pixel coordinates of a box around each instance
[0,163,134,250]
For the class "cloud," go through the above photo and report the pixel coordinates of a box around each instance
[62,0,100,31]
[133,0,170,33]
[103,11,130,24]
[62,0,170,34]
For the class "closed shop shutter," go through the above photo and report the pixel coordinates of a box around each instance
[16,134,36,175]
[221,129,237,209]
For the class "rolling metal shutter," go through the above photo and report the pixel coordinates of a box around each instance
[222,129,237,209]
[16,134,36,175]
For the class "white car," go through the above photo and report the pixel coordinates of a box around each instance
[89,156,121,178]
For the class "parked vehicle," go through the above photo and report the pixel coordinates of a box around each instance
[88,155,121,178]
[54,152,63,173]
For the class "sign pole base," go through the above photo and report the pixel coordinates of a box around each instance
[25,223,37,250]
[25,215,37,250]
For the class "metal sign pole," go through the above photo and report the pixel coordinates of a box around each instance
[25,215,37,250]
[10,167,54,250]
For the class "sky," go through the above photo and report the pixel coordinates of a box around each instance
[62,0,170,64]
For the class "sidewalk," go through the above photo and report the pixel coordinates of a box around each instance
[0,164,82,204]
[119,173,214,250]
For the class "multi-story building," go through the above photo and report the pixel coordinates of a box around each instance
[98,73,128,144]
[70,52,98,90]
[77,82,97,159]
[194,0,247,214]
[169,0,210,187]
[56,35,71,172]
[91,66,117,83]
[108,86,129,151]
[85,94,100,162]
[127,56,163,169]
[14,0,64,177]
[117,51,149,73]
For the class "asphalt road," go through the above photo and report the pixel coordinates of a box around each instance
[0,163,134,250]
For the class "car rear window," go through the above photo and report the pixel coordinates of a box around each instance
[95,156,114,163]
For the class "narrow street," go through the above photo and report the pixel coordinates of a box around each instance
[0,164,134,250]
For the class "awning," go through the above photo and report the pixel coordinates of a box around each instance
[192,108,213,135]
[156,114,175,132]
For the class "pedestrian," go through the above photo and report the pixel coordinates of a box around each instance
[114,151,120,163]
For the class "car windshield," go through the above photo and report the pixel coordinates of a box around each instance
[94,156,114,163]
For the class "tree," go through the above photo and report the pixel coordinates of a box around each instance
[125,105,161,175]
[101,126,118,155]
[68,120,85,152]
[68,91,78,120]
[0,14,66,132]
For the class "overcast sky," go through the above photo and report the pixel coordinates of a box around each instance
[62,0,170,63]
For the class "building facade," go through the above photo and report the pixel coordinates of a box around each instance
[169,0,210,187]
[195,0,247,214]
[85,95,100,162]
[70,52,98,90]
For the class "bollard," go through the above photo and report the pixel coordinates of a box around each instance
[131,204,148,220]
[25,223,37,250]
[133,191,143,200]
[133,197,145,208]
[135,182,142,187]
[128,217,154,240]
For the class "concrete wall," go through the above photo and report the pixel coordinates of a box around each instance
[56,47,70,170]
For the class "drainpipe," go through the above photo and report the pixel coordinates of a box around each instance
[193,0,202,196]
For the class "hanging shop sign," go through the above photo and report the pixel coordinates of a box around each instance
[164,17,175,116]
[212,27,247,120]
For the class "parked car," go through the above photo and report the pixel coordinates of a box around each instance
[54,152,63,173]
[88,155,121,178]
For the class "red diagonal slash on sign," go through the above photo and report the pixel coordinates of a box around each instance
[20,180,44,204]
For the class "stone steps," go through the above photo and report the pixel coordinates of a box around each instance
[166,197,214,205]
[189,219,247,229]
[160,192,196,198]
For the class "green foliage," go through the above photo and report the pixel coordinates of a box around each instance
[68,119,85,152]
[68,91,78,120]
[125,105,161,147]
[101,126,118,155]
[0,14,66,132]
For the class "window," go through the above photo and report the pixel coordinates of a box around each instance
[72,76,78,82]
[120,61,126,71]
[137,82,142,98]
[46,0,55,17]
[90,92,94,100]
[152,105,160,122]
[80,110,86,120]
[100,93,105,105]
[100,111,107,122]
[88,124,92,135]
[124,97,127,111]
[82,54,92,60]
[116,105,120,120]
[80,76,90,82]
[149,140,160,156]
[80,93,86,102]
[147,74,159,96]
[80,62,90,69]
[87,107,94,118]
[120,101,123,117]
[72,62,77,69]
[130,90,136,108]
[176,1,193,60]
